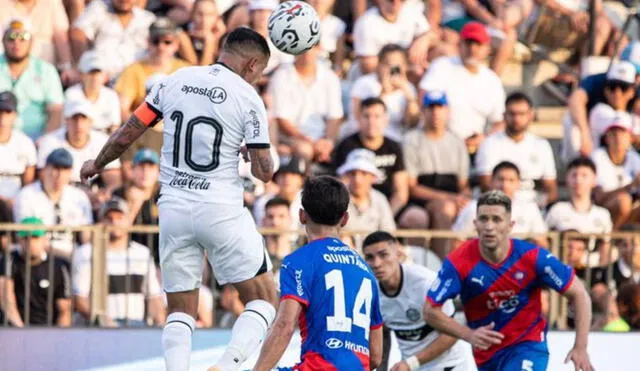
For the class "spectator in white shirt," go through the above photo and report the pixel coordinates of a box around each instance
[546,156,612,265]
[338,149,396,233]
[546,156,613,234]
[352,0,431,75]
[419,22,505,154]
[475,92,558,206]
[37,99,121,184]
[70,0,155,80]
[268,44,343,164]
[453,161,548,248]
[591,114,640,229]
[64,50,121,134]
[307,0,346,73]
[348,44,421,142]
[13,148,93,258]
[73,197,165,327]
[248,0,294,75]
[0,91,36,205]
[399,91,470,259]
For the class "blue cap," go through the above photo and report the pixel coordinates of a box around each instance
[45,148,73,168]
[423,91,448,107]
[621,41,640,74]
[133,148,159,166]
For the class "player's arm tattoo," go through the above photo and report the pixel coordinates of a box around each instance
[95,116,148,169]
[248,147,274,183]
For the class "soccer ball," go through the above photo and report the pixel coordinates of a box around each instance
[268,1,321,55]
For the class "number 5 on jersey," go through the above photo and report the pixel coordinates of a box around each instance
[325,269,373,339]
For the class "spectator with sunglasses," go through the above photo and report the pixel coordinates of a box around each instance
[588,62,640,151]
[0,18,64,140]
[564,41,640,162]
[115,17,189,174]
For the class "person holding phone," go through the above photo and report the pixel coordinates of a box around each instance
[348,44,421,142]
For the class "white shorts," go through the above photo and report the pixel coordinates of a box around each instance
[158,194,272,292]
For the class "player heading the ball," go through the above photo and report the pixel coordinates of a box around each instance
[253,175,384,371]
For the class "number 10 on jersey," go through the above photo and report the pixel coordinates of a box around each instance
[325,269,373,339]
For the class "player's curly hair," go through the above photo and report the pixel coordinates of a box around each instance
[477,190,512,214]
[301,176,349,226]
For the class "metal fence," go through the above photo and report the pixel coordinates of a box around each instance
[0,224,636,330]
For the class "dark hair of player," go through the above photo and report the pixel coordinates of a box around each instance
[477,190,512,214]
[360,97,387,112]
[566,156,597,174]
[491,161,521,178]
[265,196,290,210]
[301,175,350,226]
[505,91,533,108]
[222,26,271,59]
[362,231,398,249]
[378,43,407,61]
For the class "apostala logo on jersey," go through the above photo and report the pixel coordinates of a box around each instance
[181,85,227,104]
[169,171,211,190]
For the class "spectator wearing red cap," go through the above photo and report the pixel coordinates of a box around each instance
[419,21,505,156]
[592,113,640,228]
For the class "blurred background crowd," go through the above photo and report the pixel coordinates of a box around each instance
[0,0,639,334]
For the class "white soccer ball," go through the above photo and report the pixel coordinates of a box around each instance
[268,1,321,56]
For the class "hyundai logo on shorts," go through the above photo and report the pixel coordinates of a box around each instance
[325,338,343,349]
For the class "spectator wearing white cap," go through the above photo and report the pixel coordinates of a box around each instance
[248,0,294,75]
[565,42,640,161]
[399,91,470,259]
[36,100,121,184]
[64,51,121,134]
[0,1,75,83]
[476,92,557,206]
[268,43,343,164]
[419,22,505,154]
[592,113,640,228]
[352,0,431,76]
[13,148,93,258]
[338,148,396,233]
[0,18,64,139]
[70,0,155,80]
[0,90,36,205]
[587,62,639,151]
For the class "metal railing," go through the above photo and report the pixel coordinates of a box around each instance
[0,224,636,330]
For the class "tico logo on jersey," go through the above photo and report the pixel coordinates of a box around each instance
[181,85,227,104]
[487,290,520,313]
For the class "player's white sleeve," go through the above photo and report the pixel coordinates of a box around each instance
[244,94,271,148]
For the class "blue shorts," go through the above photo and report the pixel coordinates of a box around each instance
[478,341,549,371]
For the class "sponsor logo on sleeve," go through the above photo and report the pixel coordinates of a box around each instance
[544,266,564,287]
[247,109,261,138]
[295,269,304,297]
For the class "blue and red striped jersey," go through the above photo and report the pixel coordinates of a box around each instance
[279,237,384,370]
[426,239,575,366]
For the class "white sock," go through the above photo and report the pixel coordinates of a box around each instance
[215,299,276,370]
[162,312,196,371]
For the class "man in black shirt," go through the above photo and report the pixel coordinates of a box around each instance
[333,97,408,215]
[0,217,71,326]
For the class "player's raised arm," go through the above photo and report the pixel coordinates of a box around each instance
[247,147,274,183]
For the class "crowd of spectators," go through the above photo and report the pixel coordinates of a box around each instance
[0,0,639,333]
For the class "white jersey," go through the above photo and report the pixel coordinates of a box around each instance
[380,263,468,370]
[145,63,271,205]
